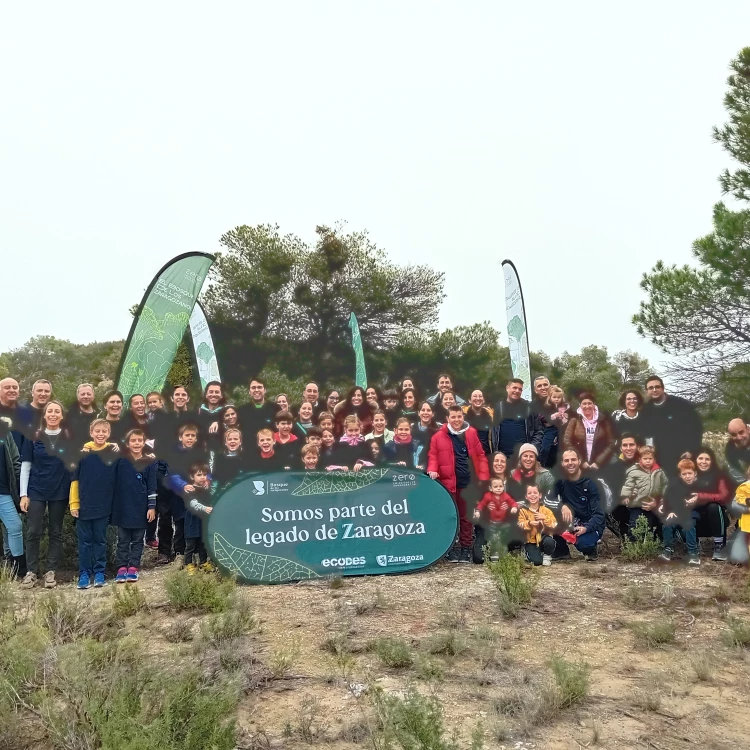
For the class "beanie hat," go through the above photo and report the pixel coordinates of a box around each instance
[518,443,538,457]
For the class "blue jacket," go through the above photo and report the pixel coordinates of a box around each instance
[72,448,120,521]
[112,456,157,528]
[554,475,605,535]
[22,434,76,502]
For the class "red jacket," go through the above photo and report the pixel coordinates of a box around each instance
[476,491,518,522]
[427,424,489,494]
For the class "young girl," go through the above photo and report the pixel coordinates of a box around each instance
[517,484,558,566]
[474,477,519,525]
[70,419,120,589]
[328,416,374,472]
[113,429,157,583]
[382,390,400,430]
[182,461,214,574]
[382,418,418,468]
[318,428,338,469]
[411,402,438,468]
[293,402,315,440]
[364,410,394,446]
[212,428,250,491]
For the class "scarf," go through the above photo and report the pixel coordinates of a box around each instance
[576,405,599,461]
[447,422,469,436]
[339,434,364,446]
[394,433,412,444]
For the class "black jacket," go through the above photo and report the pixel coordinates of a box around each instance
[490,399,544,455]
[553,476,605,535]
[639,395,702,474]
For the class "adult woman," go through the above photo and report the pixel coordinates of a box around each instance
[563,392,617,476]
[692,447,732,561]
[434,391,457,426]
[462,390,494,455]
[198,381,226,435]
[365,386,382,411]
[511,444,555,502]
[0,417,23,577]
[364,410,394,446]
[325,390,340,413]
[101,390,129,445]
[611,389,645,441]
[488,451,522,498]
[411,401,438,469]
[275,394,290,413]
[400,388,419,424]
[293,402,315,440]
[401,378,415,392]
[19,401,76,589]
[333,387,373,437]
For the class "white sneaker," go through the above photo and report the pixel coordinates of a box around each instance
[43,571,57,589]
[542,554,552,567]
[20,571,37,590]
[173,555,185,570]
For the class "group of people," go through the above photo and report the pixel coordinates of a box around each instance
[1,371,749,586]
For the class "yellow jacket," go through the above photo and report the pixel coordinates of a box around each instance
[734,482,750,533]
[517,505,557,544]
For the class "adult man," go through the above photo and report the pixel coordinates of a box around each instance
[606,432,643,537]
[238,379,278,439]
[555,449,605,561]
[28,379,53,432]
[490,379,544,460]
[639,376,702,475]
[462,390,494,455]
[532,375,558,468]
[428,405,489,563]
[67,383,97,445]
[427,374,465,407]
[726,418,750,487]
[297,382,327,420]
[0,378,32,448]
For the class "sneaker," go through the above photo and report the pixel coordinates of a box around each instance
[155,554,171,566]
[712,544,728,562]
[459,547,472,563]
[94,572,106,587]
[585,551,599,562]
[659,548,673,562]
[115,567,128,584]
[145,539,159,549]
[185,563,198,576]
[127,567,139,582]
[20,571,38,590]
[173,555,185,570]
[446,547,460,563]
[199,561,215,573]
[77,572,91,590]
[687,554,701,566]
[43,571,57,589]
[542,554,552,567]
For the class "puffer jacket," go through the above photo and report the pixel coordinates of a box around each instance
[564,412,617,467]
[620,463,668,508]
[427,424,489,494]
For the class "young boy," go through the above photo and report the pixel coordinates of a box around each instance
[301,444,320,471]
[249,428,291,472]
[212,428,249,491]
[730,466,750,564]
[659,457,701,565]
[181,461,214,574]
[70,419,120,589]
[383,390,400,430]
[274,411,298,447]
[517,484,558,566]
[620,446,667,539]
[474,477,519,524]
[427,405,489,563]
[112,429,157,583]
[305,426,323,450]
[317,412,334,434]
[165,423,207,567]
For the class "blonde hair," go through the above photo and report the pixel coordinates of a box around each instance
[89,418,111,434]
[344,415,361,429]
[257,428,273,439]
[547,385,565,405]
[301,444,319,458]
[639,446,655,458]
[224,428,241,440]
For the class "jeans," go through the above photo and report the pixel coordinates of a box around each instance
[77,517,109,575]
[26,499,66,575]
[573,529,601,556]
[663,522,699,555]
[184,536,207,566]
[538,427,559,469]
[116,527,146,569]
[0,495,23,556]
[525,536,556,565]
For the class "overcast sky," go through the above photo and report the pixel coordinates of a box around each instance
[2,3,748,370]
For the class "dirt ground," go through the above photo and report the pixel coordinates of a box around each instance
[40,539,750,750]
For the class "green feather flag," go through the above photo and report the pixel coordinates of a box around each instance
[348,312,368,389]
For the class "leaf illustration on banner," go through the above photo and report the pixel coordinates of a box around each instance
[212,533,320,583]
[292,469,389,496]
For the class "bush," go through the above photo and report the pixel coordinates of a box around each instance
[270,637,301,678]
[201,599,258,649]
[37,592,120,643]
[722,617,750,648]
[370,637,414,668]
[690,652,713,682]
[113,585,148,617]
[414,654,445,681]
[629,618,676,648]
[484,552,536,618]
[620,515,662,562]
[165,570,235,613]
[550,655,590,708]
[423,631,468,657]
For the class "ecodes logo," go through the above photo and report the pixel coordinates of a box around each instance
[252,481,265,496]
[377,554,424,567]
[392,473,417,487]
[321,557,366,568]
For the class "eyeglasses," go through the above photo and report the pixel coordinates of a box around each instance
[646,385,662,391]
[329,396,340,402]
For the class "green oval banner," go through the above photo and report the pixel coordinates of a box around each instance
[204,469,459,584]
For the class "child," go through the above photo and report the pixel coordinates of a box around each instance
[274,411,298,447]
[327,416,374,472]
[249,428,291,472]
[182,462,214,574]
[517,484,558,566]
[365,410,394,446]
[317,412,334,434]
[212,428,249,491]
[165,423,208,567]
[382,417,418,468]
[729,466,750,564]
[112,429,157,583]
[318,428,337,468]
[659,458,701,565]
[305,426,323,449]
[620,446,667,538]
[70,419,120,589]
[294,402,315,440]
[474,477,519,524]
[383,391,401,431]
[301,444,320,471]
